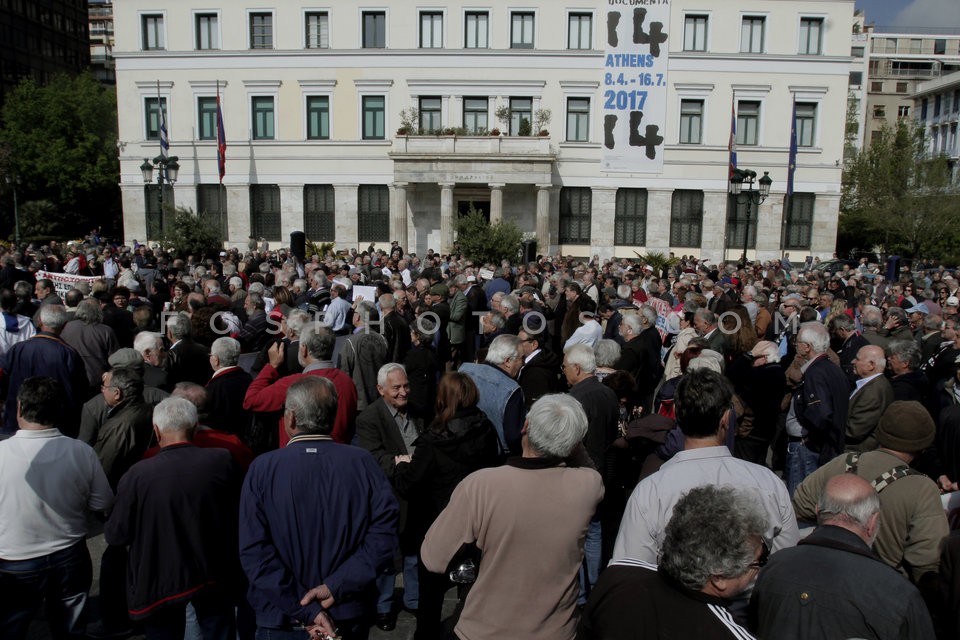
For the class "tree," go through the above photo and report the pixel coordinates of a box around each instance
[840,119,960,260]
[455,205,523,265]
[0,72,120,239]
[159,207,223,259]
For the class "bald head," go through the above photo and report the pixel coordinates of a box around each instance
[853,345,886,379]
[817,474,880,545]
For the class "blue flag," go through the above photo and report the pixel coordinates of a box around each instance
[786,100,797,196]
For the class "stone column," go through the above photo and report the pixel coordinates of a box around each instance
[225,185,251,248]
[279,184,302,239]
[536,183,552,253]
[439,182,455,254]
[488,183,505,223]
[590,187,617,259]
[391,182,409,248]
[334,183,358,250]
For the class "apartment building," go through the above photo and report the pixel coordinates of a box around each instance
[114,0,854,261]
[913,70,960,180]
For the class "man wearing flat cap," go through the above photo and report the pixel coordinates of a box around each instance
[793,400,949,584]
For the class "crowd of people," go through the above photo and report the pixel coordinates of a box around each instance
[0,235,959,640]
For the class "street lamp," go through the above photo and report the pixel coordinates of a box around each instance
[729,168,772,265]
[140,155,179,236]
[4,175,20,246]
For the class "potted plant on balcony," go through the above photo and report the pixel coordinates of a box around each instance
[494,105,511,135]
[397,107,419,136]
[534,108,552,137]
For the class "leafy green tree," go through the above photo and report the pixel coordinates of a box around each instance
[455,205,523,265]
[159,207,223,259]
[0,72,119,238]
[840,119,960,259]
[15,199,84,242]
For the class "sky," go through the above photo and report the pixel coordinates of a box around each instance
[856,0,960,32]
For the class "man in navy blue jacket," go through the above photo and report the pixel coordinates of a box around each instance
[240,376,398,639]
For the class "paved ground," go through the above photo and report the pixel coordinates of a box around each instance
[29,533,457,640]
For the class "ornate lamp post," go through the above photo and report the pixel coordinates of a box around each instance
[140,155,179,236]
[729,168,772,265]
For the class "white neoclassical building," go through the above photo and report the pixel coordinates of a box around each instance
[114,0,854,261]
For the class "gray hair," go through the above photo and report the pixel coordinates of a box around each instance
[617,284,631,300]
[486,311,506,331]
[379,293,396,310]
[923,314,943,332]
[211,337,241,367]
[828,313,855,333]
[525,393,589,458]
[75,298,104,325]
[133,331,163,355]
[500,294,519,315]
[595,339,622,368]
[817,481,881,530]
[621,313,643,334]
[285,376,338,435]
[38,304,69,332]
[659,485,767,591]
[171,381,208,411]
[300,322,336,361]
[564,343,597,373]
[639,305,657,327]
[107,367,144,400]
[694,307,716,327]
[887,338,921,370]
[354,300,379,325]
[797,321,830,354]
[246,291,265,310]
[285,309,311,338]
[153,396,199,433]
[166,312,192,340]
[377,362,406,387]
[485,334,521,365]
[861,305,883,329]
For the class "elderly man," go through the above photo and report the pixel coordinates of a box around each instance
[793,401,948,585]
[784,322,850,494]
[240,377,398,640]
[614,307,662,402]
[459,334,526,454]
[133,331,170,390]
[0,304,87,436]
[845,345,895,452]
[321,282,352,336]
[105,397,241,639]
[827,314,868,387]
[614,368,798,564]
[0,377,113,640]
[726,340,787,464]
[886,339,929,405]
[580,486,765,640]
[61,298,120,393]
[693,308,725,355]
[165,312,212,387]
[338,300,388,411]
[755,474,935,639]
[205,336,254,437]
[517,326,561,409]
[422,394,604,640]
[860,305,889,349]
[34,278,63,307]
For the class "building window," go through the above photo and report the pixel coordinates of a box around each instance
[683,15,708,52]
[144,184,174,239]
[670,190,703,247]
[954,90,960,112]
[614,188,647,246]
[740,16,764,53]
[305,12,329,49]
[736,100,760,146]
[358,185,390,242]
[898,105,910,118]
[559,187,591,245]
[849,71,862,85]
[251,96,275,140]
[511,12,535,49]
[465,11,488,48]
[726,194,758,250]
[250,185,281,241]
[934,95,942,117]
[509,97,533,136]
[679,99,703,144]
[566,97,590,142]
[197,97,217,140]
[870,81,883,92]
[851,46,864,57]
[362,96,385,139]
[306,96,330,140]
[141,14,164,50]
[934,39,946,55]
[304,185,335,241]
[250,12,273,49]
[363,11,386,48]
[144,97,167,140]
[796,102,816,147]
[463,97,488,133]
[195,13,218,50]
[921,99,928,119]
[197,184,227,239]
[420,11,442,48]
[799,17,822,55]
[419,97,442,132]
[896,82,908,93]
[568,13,592,50]
[783,193,814,250]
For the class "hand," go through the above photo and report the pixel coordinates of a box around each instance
[267,342,285,368]
[394,454,412,465]
[354,295,364,302]
[301,583,336,610]
[938,475,959,493]
[306,612,336,639]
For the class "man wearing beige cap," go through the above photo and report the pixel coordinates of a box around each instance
[793,401,948,584]
[944,295,959,320]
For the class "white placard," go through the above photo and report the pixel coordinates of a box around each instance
[352,285,378,304]
[602,0,670,173]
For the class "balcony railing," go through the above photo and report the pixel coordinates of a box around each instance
[392,134,553,155]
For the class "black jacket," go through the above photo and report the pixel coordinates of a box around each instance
[167,337,213,386]
[518,349,562,409]
[569,376,620,483]
[205,367,254,435]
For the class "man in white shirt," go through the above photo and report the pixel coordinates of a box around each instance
[0,376,114,639]
[613,368,798,563]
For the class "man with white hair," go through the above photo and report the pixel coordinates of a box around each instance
[784,321,850,494]
[206,337,254,437]
[105,397,241,639]
[459,334,527,454]
[422,394,604,640]
[615,307,662,404]
[133,331,170,390]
